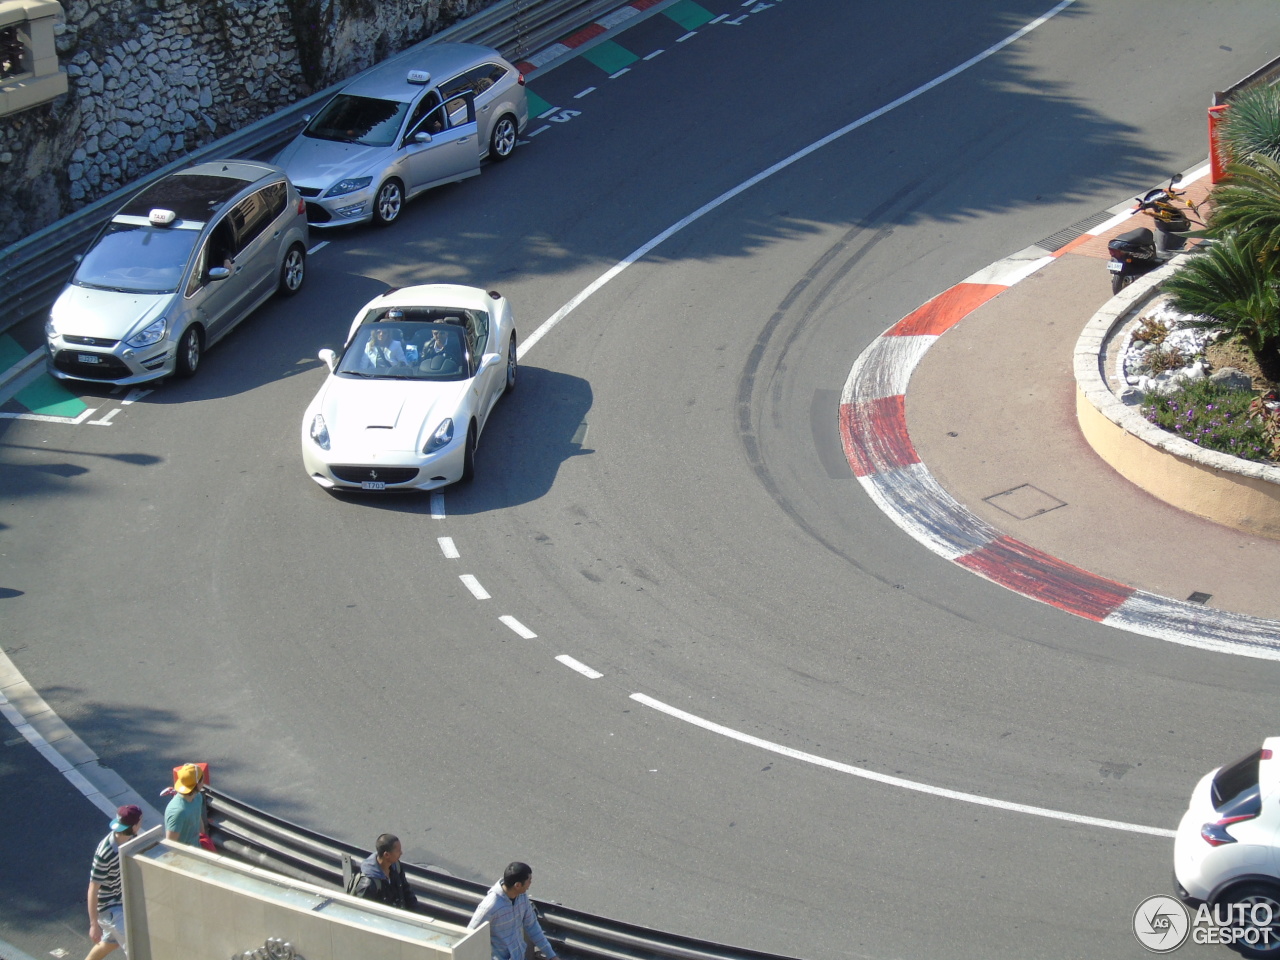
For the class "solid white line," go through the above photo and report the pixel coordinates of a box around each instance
[500,615,537,639]
[460,574,491,599]
[438,536,459,559]
[121,388,152,405]
[630,693,1175,838]
[430,492,446,518]
[517,0,1077,361]
[574,87,596,99]
[0,407,97,424]
[0,347,44,394]
[557,655,603,679]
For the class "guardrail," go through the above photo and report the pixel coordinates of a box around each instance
[0,0,627,336]
[205,787,804,960]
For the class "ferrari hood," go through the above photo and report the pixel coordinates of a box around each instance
[317,376,467,454]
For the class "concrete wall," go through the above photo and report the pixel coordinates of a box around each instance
[0,0,496,247]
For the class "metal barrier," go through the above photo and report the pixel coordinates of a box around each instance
[0,0,627,335]
[205,787,804,960]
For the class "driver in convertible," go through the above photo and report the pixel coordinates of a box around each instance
[361,325,408,370]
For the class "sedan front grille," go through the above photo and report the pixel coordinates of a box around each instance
[304,202,331,224]
[52,350,132,380]
[65,335,120,347]
[330,466,419,485]
[296,186,321,198]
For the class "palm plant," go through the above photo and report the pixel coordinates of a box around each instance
[1207,154,1280,266]
[1219,83,1280,166]
[1163,231,1280,378]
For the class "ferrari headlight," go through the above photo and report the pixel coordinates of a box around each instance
[324,176,372,198]
[425,418,453,453]
[126,317,167,348]
[309,413,330,451]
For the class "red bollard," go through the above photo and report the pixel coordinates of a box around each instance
[1208,103,1230,183]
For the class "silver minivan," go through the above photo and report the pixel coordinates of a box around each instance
[274,43,529,228]
[46,159,309,385]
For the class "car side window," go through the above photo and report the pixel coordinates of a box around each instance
[467,310,489,356]
[443,90,476,130]
[404,90,442,142]
[227,189,274,253]
[185,220,236,297]
[262,181,287,221]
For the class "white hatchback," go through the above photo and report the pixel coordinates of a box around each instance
[1174,738,1280,956]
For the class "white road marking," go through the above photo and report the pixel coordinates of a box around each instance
[677,30,697,41]
[631,694,1174,838]
[430,492,446,518]
[574,86,596,99]
[308,241,329,254]
[500,615,538,639]
[609,68,631,79]
[460,575,491,599]
[438,536,459,559]
[526,124,551,138]
[87,408,120,426]
[517,0,1078,361]
[121,388,152,405]
[0,408,98,424]
[557,655,603,679]
[644,49,664,60]
[537,105,561,119]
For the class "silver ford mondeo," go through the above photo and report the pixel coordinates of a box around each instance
[274,43,528,229]
[46,160,309,385]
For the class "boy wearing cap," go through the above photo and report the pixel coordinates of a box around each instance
[164,763,207,847]
[84,804,142,960]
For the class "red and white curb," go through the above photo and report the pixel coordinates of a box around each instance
[839,219,1280,660]
[515,0,668,75]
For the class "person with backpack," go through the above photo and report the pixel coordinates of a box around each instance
[348,833,418,911]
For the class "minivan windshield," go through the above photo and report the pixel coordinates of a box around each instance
[305,95,409,147]
[73,221,201,294]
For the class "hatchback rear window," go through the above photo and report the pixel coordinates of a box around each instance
[1213,749,1263,810]
[306,94,408,147]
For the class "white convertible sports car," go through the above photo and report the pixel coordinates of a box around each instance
[301,284,516,491]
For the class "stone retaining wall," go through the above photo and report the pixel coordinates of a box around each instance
[0,0,495,247]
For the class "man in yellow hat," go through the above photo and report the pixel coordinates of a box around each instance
[164,763,207,846]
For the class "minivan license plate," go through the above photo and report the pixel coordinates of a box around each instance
[361,481,386,490]
[78,353,102,363]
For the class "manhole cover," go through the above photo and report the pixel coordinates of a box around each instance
[983,484,1066,520]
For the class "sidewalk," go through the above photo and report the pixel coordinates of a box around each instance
[907,249,1280,624]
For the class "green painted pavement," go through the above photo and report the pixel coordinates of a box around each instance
[0,334,87,417]
[581,40,638,75]
[664,0,715,30]
[525,90,552,119]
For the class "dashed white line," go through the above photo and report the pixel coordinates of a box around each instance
[643,49,664,60]
[609,68,631,79]
[430,492,446,518]
[677,30,697,41]
[88,408,120,426]
[438,537,459,559]
[308,240,329,254]
[631,694,1173,838]
[574,86,596,99]
[556,655,603,679]
[500,616,537,639]
[460,575,490,600]
[527,124,551,138]
[537,106,561,119]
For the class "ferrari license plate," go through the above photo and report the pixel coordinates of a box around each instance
[361,480,386,490]
[77,353,102,363]
[1107,260,1124,273]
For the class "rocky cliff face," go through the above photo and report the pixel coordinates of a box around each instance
[0,0,492,247]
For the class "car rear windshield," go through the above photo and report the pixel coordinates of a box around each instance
[1212,749,1264,811]
[305,94,408,147]
[73,221,201,294]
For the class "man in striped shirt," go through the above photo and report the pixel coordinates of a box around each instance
[467,862,559,960]
[84,804,142,960]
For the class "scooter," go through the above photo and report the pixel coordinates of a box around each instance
[1106,174,1202,294]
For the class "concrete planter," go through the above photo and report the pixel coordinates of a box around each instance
[1074,263,1280,539]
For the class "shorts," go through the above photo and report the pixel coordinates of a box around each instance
[98,903,127,953]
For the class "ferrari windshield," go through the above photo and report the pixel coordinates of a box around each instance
[73,220,201,294]
[338,321,468,381]
[305,94,409,147]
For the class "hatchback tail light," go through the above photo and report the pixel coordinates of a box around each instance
[297,198,306,216]
[517,71,526,86]
[1202,813,1258,847]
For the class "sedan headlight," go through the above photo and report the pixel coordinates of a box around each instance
[309,413,331,451]
[425,418,453,454]
[126,317,167,348]
[324,176,373,198]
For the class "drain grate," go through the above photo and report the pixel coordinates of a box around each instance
[983,484,1066,520]
[1036,210,1118,252]
[1187,591,1212,604]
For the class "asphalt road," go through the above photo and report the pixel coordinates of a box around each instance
[3,2,1280,958]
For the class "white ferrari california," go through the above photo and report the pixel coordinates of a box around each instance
[301,284,516,491]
